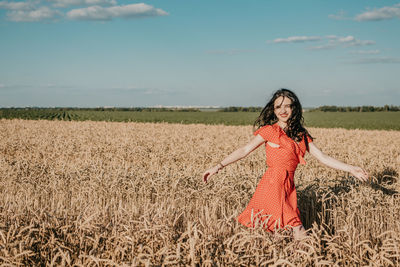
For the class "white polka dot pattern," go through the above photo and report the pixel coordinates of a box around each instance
[236,123,313,232]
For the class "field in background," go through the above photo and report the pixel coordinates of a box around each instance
[0,119,399,266]
[0,109,399,130]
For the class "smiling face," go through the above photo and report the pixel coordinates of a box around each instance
[273,96,293,123]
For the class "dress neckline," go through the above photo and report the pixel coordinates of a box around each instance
[272,122,302,145]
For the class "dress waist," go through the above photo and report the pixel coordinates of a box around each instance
[267,164,297,172]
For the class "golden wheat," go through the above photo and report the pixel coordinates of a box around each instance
[0,119,399,266]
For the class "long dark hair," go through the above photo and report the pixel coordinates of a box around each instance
[254,88,313,145]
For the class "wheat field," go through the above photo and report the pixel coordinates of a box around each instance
[0,119,399,266]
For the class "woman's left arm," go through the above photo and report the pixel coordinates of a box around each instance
[308,142,369,182]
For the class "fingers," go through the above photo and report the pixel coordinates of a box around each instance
[361,168,369,182]
[203,171,213,183]
[356,169,369,182]
[203,167,219,184]
[355,172,366,182]
[363,170,369,182]
[203,172,209,183]
[352,166,369,183]
[359,173,368,182]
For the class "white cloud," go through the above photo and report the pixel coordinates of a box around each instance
[349,49,380,55]
[328,10,350,20]
[66,3,168,21]
[355,3,400,21]
[205,49,256,55]
[326,35,338,40]
[271,34,376,51]
[348,57,400,64]
[49,0,116,8]
[0,0,35,10]
[108,86,178,95]
[6,6,62,21]
[308,35,375,50]
[270,36,321,43]
[336,35,375,46]
[337,35,355,43]
[308,43,337,50]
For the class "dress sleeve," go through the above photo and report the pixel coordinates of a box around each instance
[253,125,274,141]
[303,132,313,153]
[306,133,313,143]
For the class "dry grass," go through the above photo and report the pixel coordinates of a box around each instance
[0,119,399,266]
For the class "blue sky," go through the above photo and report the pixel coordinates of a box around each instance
[0,0,399,107]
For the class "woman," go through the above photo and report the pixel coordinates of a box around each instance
[202,88,369,240]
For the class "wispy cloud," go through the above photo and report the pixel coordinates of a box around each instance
[66,3,168,21]
[269,35,375,49]
[346,57,400,64]
[107,86,180,95]
[49,0,117,8]
[0,83,32,92]
[0,84,180,95]
[355,3,400,21]
[337,35,375,47]
[326,35,338,39]
[0,83,75,91]
[269,36,321,44]
[1,1,168,22]
[6,6,62,22]
[307,43,336,50]
[349,49,380,55]
[328,10,350,20]
[308,35,375,50]
[0,0,36,10]
[205,49,256,55]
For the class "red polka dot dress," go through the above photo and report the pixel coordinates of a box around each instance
[236,122,313,232]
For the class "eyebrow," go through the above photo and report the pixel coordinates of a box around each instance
[274,103,291,107]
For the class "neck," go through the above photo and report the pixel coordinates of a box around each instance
[277,121,287,129]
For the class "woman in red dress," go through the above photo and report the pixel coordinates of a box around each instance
[202,88,368,240]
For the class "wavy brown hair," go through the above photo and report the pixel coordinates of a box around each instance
[253,88,313,148]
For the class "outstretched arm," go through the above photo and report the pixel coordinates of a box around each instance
[308,142,369,182]
[202,134,266,183]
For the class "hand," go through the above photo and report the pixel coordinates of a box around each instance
[202,166,219,183]
[349,166,369,182]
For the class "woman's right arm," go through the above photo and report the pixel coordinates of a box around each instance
[308,142,369,182]
[202,134,266,183]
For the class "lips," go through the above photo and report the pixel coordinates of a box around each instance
[279,114,288,117]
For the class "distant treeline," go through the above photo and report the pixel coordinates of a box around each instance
[1,105,399,113]
[0,107,201,112]
[221,105,400,112]
[309,105,400,112]
[220,106,263,112]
